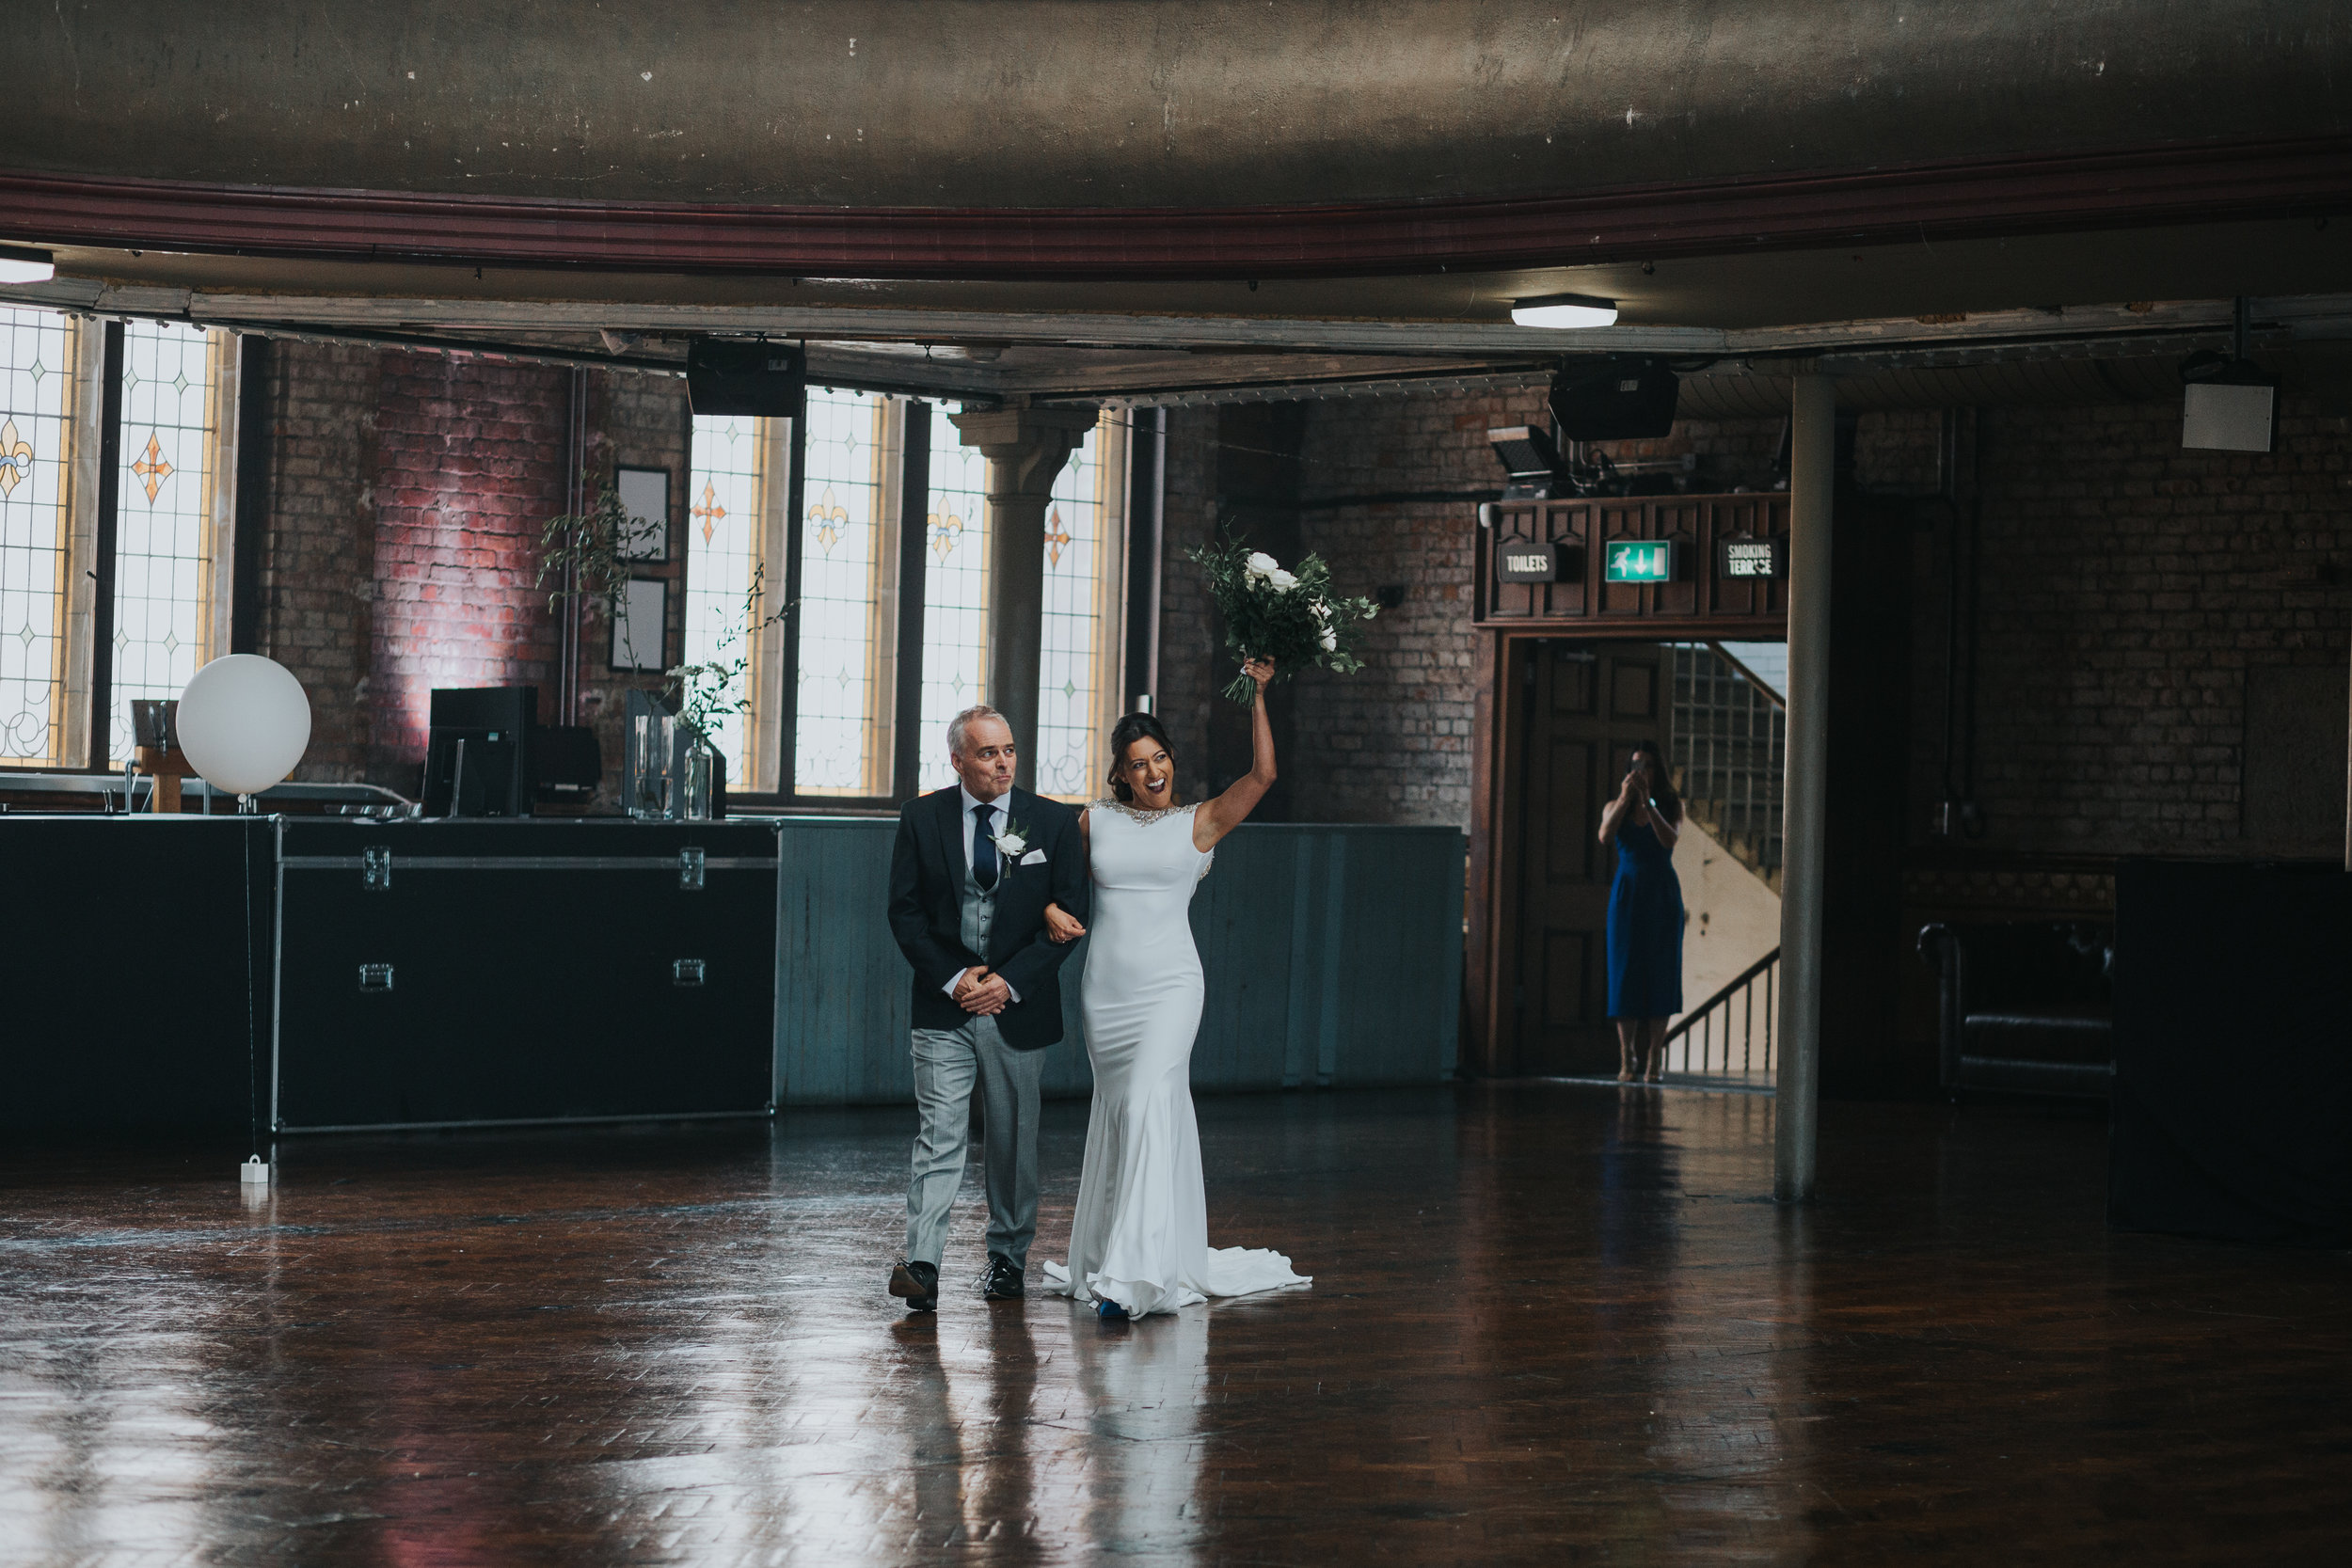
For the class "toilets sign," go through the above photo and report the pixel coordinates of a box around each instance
[1604,540,1674,583]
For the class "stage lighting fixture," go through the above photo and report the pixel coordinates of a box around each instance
[1512,293,1619,329]
[0,245,56,284]
[2178,348,2278,453]
[1486,424,1564,499]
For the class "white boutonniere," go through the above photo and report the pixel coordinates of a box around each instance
[990,816,1034,863]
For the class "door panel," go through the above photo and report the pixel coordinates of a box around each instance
[1540,929,1592,1031]
[1611,662,1657,721]
[1542,739,1596,883]
[1513,641,1669,1075]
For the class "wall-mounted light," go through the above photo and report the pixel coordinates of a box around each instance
[1511,293,1618,329]
[0,245,56,285]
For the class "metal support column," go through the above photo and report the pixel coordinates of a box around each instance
[1774,373,1834,1202]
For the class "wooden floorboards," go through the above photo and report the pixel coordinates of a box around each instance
[1,1085,2346,1565]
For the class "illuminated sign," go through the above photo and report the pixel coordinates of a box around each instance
[1717,536,1787,579]
[1603,540,1674,583]
[1495,540,1560,582]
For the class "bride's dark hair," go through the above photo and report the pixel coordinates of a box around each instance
[1105,712,1178,803]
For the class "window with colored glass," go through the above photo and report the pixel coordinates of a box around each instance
[1033,411,1126,801]
[684,415,770,791]
[794,390,894,796]
[0,306,79,766]
[917,407,991,792]
[110,321,231,764]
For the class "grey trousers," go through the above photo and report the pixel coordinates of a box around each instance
[905,1014,1046,1271]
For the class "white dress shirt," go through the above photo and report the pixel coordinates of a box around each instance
[945,784,1021,1004]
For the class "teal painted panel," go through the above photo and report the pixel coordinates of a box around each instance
[772,818,914,1106]
[770,816,1463,1105]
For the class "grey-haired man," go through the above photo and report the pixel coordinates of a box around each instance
[882,705,1089,1312]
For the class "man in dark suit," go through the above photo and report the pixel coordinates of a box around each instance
[884,704,1089,1312]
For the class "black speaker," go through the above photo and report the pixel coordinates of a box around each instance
[687,339,806,418]
[1549,356,1680,441]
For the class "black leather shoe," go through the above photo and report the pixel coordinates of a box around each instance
[981,1254,1025,1300]
[889,1259,939,1312]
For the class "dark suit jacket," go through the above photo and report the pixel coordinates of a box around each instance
[886,785,1089,1050]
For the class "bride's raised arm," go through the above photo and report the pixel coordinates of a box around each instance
[1195,657,1277,850]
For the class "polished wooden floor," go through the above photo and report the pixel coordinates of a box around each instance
[3,1085,2346,1565]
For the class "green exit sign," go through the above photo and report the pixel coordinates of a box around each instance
[1604,540,1675,583]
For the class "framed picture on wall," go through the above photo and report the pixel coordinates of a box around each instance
[615,465,670,562]
[610,577,669,672]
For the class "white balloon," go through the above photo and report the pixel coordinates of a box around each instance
[176,655,312,798]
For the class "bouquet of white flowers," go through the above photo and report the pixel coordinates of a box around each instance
[1189,536,1379,705]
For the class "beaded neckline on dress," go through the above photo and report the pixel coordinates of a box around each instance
[1089,798,1199,825]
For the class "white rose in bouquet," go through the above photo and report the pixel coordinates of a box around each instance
[1191,536,1379,705]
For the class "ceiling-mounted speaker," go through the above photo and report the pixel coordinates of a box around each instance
[1549,356,1680,441]
[687,339,806,418]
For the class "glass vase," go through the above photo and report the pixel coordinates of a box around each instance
[629,713,675,820]
[680,735,714,821]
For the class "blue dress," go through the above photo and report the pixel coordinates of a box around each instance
[1605,818,1685,1020]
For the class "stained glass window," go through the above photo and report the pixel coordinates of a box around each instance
[110,322,228,764]
[916,408,990,792]
[684,416,771,792]
[794,390,892,796]
[1033,412,1126,801]
[0,307,79,765]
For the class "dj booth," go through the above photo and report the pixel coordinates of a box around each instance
[8,816,778,1133]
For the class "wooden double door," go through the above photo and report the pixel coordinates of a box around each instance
[1506,640,1673,1077]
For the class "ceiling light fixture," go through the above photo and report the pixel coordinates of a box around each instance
[0,245,56,284]
[1511,293,1618,329]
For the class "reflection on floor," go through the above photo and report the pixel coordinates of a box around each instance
[2,1085,2347,1564]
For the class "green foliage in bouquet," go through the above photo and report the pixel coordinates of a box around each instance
[1188,534,1379,705]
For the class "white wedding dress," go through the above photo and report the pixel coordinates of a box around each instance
[1045,800,1310,1317]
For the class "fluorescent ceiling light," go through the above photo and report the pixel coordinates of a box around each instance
[0,245,56,284]
[1512,293,1618,329]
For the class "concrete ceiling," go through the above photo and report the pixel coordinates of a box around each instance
[9,1,2345,210]
[8,218,2347,405]
[2,2,2344,404]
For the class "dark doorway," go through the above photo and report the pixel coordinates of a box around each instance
[1506,640,1671,1076]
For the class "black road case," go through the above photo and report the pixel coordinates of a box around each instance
[274,818,777,1131]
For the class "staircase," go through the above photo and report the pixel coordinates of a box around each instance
[1669,642,1786,894]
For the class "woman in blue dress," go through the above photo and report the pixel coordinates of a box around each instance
[1597,740,1685,1083]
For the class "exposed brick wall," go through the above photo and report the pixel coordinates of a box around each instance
[577,372,690,805]
[1153,406,1222,801]
[366,354,568,782]
[260,342,379,783]
[1911,397,2352,858]
[258,347,688,798]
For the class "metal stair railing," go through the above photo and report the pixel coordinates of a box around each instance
[1662,945,1780,1078]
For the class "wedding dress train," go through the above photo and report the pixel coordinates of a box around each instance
[1045,800,1308,1317]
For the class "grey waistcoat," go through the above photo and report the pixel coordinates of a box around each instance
[960,857,996,961]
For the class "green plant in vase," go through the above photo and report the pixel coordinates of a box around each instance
[663,560,787,799]
[536,471,665,622]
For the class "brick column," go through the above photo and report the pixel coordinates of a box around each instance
[948,406,1095,791]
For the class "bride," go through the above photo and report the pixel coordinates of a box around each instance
[1039,657,1311,1319]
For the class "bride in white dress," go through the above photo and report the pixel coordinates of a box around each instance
[1040,657,1311,1318]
